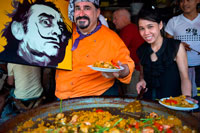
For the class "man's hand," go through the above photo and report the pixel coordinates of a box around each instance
[102,61,130,79]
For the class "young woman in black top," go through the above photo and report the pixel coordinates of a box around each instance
[136,8,197,103]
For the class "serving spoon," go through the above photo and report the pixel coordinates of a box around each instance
[136,87,146,100]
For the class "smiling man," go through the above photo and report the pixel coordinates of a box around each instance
[55,0,135,99]
[0,0,72,67]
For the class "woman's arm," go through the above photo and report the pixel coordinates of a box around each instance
[139,65,144,81]
[166,33,191,51]
[175,43,191,96]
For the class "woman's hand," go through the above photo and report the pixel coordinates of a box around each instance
[136,79,147,94]
[185,96,198,104]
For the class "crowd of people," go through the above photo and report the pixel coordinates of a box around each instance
[0,0,199,124]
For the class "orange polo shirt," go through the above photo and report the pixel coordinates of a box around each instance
[55,25,134,99]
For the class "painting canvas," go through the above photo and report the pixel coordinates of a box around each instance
[0,0,72,70]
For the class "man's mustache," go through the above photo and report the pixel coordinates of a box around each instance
[76,16,90,21]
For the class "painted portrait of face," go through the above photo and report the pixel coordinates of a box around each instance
[0,0,72,68]
[17,4,68,66]
[26,4,64,58]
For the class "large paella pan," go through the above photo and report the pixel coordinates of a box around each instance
[0,97,199,132]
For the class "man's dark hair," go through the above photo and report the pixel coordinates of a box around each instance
[93,3,99,9]
[1,0,72,66]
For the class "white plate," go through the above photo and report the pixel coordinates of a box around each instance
[88,65,124,72]
[159,97,199,111]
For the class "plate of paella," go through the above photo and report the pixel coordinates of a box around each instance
[88,61,124,72]
[159,95,199,111]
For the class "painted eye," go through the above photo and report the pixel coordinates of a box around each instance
[39,19,52,27]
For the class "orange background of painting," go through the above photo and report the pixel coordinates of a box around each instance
[0,0,72,70]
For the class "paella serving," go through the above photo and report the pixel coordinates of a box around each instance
[92,61,120,69]
[159,95,195,108]
[88,61,124,72]
[15,100,197,133]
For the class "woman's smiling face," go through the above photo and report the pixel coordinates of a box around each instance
[138,19,163,45]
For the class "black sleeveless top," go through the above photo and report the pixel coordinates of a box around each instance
[137,38,182,100]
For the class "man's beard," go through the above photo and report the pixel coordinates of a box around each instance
[76,16,90,29]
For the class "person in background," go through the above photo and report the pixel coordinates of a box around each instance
[55,0,134,99]
[0,62,7,118]
[0,63,44,123]
[165,0,200,100]
[136,8,197,103]
[0,62,7,74]
[112,8,144,97]
[0,62,7,91]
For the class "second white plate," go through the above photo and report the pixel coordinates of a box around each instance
[159,97,199,111]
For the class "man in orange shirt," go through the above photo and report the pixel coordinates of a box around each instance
[55,0,134,99]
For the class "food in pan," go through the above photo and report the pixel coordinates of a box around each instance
[122,100,142,113]
[93,61,120,69]
[160,95,195,108]
[16,109,196,133]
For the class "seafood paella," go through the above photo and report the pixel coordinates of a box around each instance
[15,100,197,133]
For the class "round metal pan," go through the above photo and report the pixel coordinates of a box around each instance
[0,96,199,132]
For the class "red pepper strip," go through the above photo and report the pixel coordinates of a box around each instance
[165,99,178,104]
[96,109,104,113]
[111,61,120,69]
[114,64,120,69]
[135,122,139,129]
[166,128,173,133]
[154,122,163,132]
